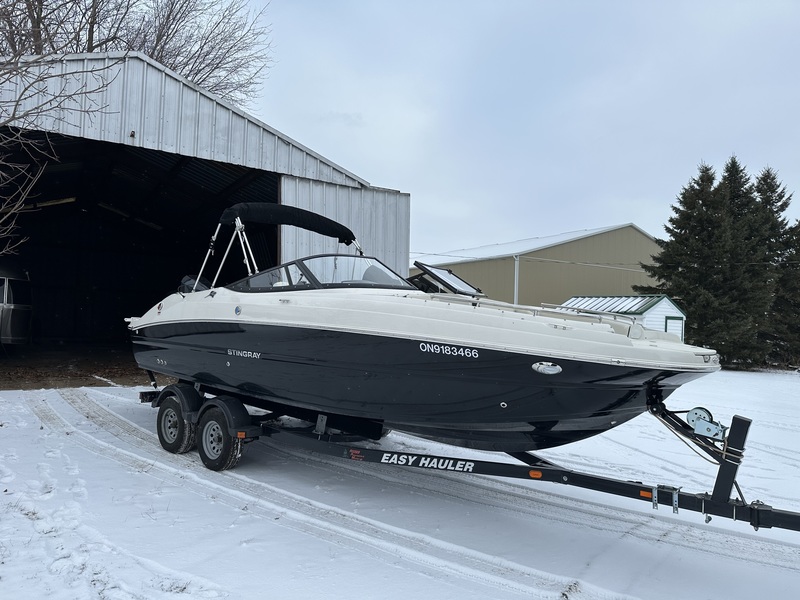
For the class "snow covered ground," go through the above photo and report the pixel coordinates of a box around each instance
[1,370,799,599]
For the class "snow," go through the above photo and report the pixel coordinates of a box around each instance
[1,371,799,599]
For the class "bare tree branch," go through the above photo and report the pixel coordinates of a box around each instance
[1,0,273,255]
[124,0,272,106]
[0,150,42,255]
[1,3,123,256]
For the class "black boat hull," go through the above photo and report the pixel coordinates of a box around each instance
[131,321,706,451]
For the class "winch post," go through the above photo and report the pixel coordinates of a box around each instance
[711,415,751,503]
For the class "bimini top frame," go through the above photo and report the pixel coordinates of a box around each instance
[192,203,364,292]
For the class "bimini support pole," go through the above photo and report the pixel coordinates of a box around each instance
[211,225,242,288]
[237,217,259,274]
[193,223,222,292]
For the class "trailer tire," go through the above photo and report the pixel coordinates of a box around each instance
[157,396,196,454]
[197,407,242,471]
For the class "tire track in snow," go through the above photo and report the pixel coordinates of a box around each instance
[28,388,631,600]
[746,441,800,468]
[9,391,225,600]
[70,388,800,576]
[257,432,800,572]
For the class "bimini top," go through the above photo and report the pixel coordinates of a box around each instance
[220,202,357,246]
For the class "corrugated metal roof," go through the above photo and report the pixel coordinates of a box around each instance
[5,51,367,187]
[412,223,654,266]
[561,295,672,315]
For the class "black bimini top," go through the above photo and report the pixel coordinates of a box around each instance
[220,203,357,246]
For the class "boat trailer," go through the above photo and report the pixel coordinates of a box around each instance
[140,384,800,533]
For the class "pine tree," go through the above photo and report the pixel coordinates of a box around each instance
[770,220,800,365]
[637,158,794,367]
[637,163,735,358]
[754,167,793,362]
[713,157,772,364]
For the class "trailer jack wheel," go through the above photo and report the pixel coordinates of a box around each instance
[198,408,242,471]
[157,396,196,454]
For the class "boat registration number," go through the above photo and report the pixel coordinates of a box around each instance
[419,342,479,359]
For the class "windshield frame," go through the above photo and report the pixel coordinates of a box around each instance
[226,254,415,293]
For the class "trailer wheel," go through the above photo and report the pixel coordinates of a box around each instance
[197,407,242,471]
[157,396,196,454]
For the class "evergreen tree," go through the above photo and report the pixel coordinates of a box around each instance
[637,158,794,367]
[714,157,772,364]
[770,220,800,365]
[637,163,735,357]
[754,167,793,362]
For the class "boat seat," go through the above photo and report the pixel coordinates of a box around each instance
[179,274,210,293]
[362,265,396,284]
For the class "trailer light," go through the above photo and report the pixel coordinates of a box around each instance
[640,490,653,499]
[236,431,246,439]
[528,470,543,479]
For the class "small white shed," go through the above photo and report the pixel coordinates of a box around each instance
[561,295,686,341]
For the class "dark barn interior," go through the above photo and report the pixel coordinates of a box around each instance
[6,129,282,344]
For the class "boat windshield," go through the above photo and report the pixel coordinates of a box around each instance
[407,262,485,297]
[228,255,414,292]
[301,255,413,289]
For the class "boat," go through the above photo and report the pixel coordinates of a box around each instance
[127,203,720,452]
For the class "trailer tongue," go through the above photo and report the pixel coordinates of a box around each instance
[141,385,800,533]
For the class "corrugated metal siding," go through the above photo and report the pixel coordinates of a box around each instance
[561,295,661,314]
[6,52,366,187]
[280,177,411,276]
[442,226,659,305]
[435,257,516,300]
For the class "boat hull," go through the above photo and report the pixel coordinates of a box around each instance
[131,321,707,451]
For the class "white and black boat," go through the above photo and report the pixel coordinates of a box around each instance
[128,203,720,452]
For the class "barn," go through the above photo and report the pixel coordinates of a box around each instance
[411,224,660,306]
[1,52,410,344]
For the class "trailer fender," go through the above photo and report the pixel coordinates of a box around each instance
[154,383,204,423]
[198,395,262,440]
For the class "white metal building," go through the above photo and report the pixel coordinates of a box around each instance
[1,52,410,341]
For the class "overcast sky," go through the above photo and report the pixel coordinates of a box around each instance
[252,0,800,258]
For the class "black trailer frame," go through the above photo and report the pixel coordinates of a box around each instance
[141,385,800,533]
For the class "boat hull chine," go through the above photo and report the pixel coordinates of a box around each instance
[131,321,705,451]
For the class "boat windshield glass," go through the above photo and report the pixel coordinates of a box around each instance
[301,255,413,289]
[228,263,313,292]
[228,255,413,292]
[409,262,485,297]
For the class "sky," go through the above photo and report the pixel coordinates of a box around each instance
[252,1,800,257]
